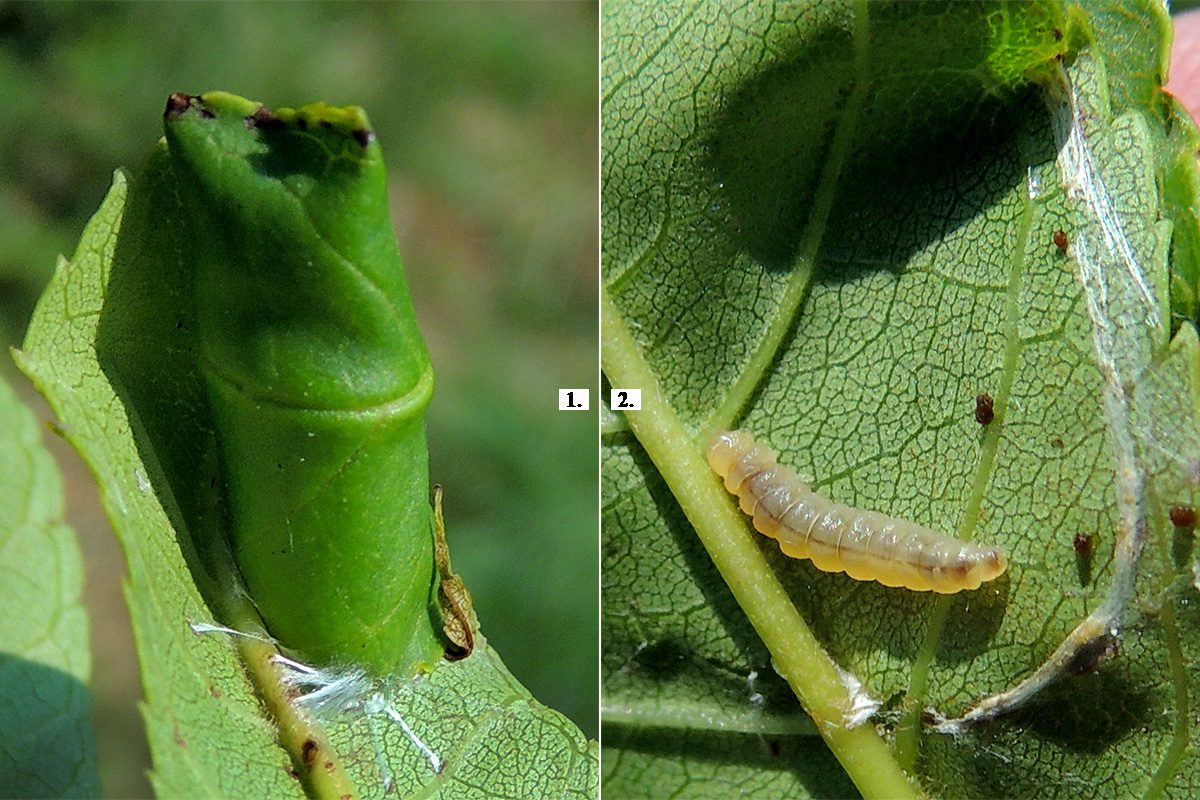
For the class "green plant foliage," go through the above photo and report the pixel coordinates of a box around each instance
[163,91,443,677]
[0,371,98,799]
[0,12,598,777]
[17,99,596,796]
[602,0,1200,796]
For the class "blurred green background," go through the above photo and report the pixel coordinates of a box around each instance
[0,3,597,797]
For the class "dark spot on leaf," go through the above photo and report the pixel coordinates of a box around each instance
[352,128,375,148]
[1052,28,1063,41]
[632,639,688,677]
[1074,532,1094,585]
[1051,436,1064,448]
[1170,505,1196,529]
[247,105,285,132]
[974,392,994,425]
[175,320,184,330]
[1173,513,1196,567]
[1066,631,1119,675]
[209,685,222,699]
[1053,229,1069,253]
[164,92,193,119]
[301,738,318,765]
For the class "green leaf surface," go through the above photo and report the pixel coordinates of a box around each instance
[0,370,99,799]
[601,1,1200,797]
[162,91,443,678]
[18,170,303,800]
[17,101,596,796]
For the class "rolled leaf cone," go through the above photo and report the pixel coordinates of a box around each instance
[163,91,444,676]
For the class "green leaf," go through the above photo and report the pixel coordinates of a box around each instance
[0,370,99,799]
[18,169,305,800]
[601,1,1200,797]
[162,91,442,677]
[17,92,596,797]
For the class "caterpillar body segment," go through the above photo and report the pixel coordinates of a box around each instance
[707,430,1007,594]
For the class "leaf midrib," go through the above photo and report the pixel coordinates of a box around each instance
[893,155,1040,768]
[704,0,871,439]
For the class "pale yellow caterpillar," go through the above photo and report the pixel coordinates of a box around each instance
[707,430,1007,593]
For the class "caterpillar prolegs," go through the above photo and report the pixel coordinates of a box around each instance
[707,430,1007,594]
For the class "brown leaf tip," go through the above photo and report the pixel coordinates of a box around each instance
[165,92,215,120]
[246,105,285,131]
[165,92,194,119]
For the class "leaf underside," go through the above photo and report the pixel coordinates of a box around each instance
[601,1,1200,797]
[0,370,99,798]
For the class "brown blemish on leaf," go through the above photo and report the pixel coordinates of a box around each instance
[164,92,214,120]
[433,485,476,659]
[1073,531,1095,585]
[165,92,193,119]
[247,105,285,132]
[209,685,223,699]
[1170,505,1196,529]
[974,392,994,425]
[301,738,319,765]
[1065,631,1118,675]
[1051,436,1064,448]
[1053,229,1069,253]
